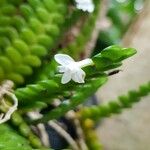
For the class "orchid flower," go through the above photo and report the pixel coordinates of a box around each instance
[54,54,94,84]
[75,0,95,13]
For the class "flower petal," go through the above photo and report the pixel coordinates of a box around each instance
[57,66,66,73]
[72,69,85,83]
[54,54,75,66]
[61,71,72,84]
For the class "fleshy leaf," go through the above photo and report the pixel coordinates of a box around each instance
[101,45,137,62]
[0,124,33,150]
[92,45,137,70]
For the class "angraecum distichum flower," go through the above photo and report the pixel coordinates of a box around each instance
[54,54,94,84]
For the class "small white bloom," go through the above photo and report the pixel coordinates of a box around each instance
[75,0,95,13]
[54,54,94,84]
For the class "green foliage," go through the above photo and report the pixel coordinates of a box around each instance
[11,112,43,148]
[33,75,107,124]
[0,124,33,150]
[0,0,68,84]
[81,82,150,121]
[15,45,135,112]
[81,119,103,150]
[92,45,136,71]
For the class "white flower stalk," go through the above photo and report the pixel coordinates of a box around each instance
[0,81,18,124]
[54,54,94,84]
[75,0,95,13]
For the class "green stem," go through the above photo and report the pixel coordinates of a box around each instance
[80,82,150,121]
[32,75,107,124]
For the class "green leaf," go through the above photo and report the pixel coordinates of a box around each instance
[92,57,113,69]
[0,56,13,72]
[81,82,150,121]
[13,39,30,56]
[92,45,136,70]
[0,124,33,150]
[33,75,108,123]
[101,45,137,62]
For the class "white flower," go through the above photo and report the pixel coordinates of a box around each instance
[54,54,94,84]
[75,0,95,13]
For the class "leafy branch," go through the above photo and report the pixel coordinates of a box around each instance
[80,81,150,121]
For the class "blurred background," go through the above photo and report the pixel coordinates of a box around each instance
[95,0,150,149]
